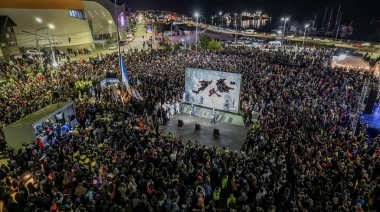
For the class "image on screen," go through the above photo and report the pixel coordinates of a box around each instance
[184,68,242,113]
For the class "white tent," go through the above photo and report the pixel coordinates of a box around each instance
[332,56,370,70]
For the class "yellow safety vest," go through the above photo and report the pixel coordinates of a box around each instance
[221,176,229,189]
[227,197,236,208]
[213,190,220,201]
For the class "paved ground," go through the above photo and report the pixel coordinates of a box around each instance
[159,114,247,151]
[62,23,159,62]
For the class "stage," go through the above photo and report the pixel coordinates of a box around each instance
[159,114,247,151]
[360,113,380,138]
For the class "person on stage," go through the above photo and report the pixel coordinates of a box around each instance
[210,107,216,124]
[190,104,195,118]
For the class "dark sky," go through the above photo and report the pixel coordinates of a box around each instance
[126,0,379,23]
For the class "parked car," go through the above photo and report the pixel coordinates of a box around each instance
[244,29,255,34]
[362,42,372,47]
[352,43,363,47]
[119,40,128,45]
[26,50,43,55]
[109,45,118,50]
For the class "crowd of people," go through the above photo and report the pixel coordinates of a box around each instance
[0,46,380,212]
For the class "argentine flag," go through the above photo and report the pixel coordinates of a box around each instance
[120,54,143,100]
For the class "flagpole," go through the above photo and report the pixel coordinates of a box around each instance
[114,0,121,67]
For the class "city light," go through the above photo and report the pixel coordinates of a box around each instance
[194,12,199,18]
[35,17,42,23]
[48,24,55,29]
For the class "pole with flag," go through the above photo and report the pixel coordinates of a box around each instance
[120,54,143,100]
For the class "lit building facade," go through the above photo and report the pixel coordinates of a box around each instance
[0,0,125,59]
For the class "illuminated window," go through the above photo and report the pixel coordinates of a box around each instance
[69,10,87,20]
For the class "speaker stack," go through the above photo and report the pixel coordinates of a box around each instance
[213,129,220,137]
[195,124,201,131]
[178,120,184,127]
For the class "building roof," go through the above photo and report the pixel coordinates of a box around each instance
[5,102,73,128]
[0,16,17,27]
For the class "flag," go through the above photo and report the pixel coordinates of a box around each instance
[121,56,131,87]
[120,54,143,100]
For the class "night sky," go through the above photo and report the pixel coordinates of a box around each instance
[126,0,379,23]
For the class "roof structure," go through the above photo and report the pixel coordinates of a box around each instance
[0,15,17,27]
[5,102,72,128]
[335,56,370,69]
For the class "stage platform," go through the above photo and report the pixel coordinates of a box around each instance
[360,113,380,138]
[181,104,245,127]
[361,114,380,129]
[159,114,247,151]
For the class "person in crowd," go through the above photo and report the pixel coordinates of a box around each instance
[0,46,379,212]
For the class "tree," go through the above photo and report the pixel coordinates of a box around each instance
[190,44,196,50]
[156,24,164,33]
[208,40,223,50]
[199,35,211,49]
[163,45,171,52]
[174,44,182,51]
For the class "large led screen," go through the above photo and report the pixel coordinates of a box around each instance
[184,68,241,113]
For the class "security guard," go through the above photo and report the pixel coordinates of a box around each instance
[221,175,229,190]
[213,187,221,202]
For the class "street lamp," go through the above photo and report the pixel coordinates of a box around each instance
[195,12,199,51]
[302,24,309,47]
[35,27,57,67]
[235,14,238,44]
[219,12,223,27]
[281,17,289,44]
[335,25,341,41]
[171,21,176,46]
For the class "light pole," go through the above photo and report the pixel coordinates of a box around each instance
[171,21,176,47]
[35,27,47,62]
[281,17,289,44]
[302,24,309,47]
[219,12,223,27]
[235,22,237,44]
[33,26,57,67]
[195,12,199,51]
[235,14,238,44]
[45,28,58,67]
[335,25,340,41]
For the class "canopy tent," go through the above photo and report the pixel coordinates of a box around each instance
[332,56,370,70]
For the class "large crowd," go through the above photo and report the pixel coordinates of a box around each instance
[0,46,379,212]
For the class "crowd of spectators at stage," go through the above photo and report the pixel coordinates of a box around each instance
[0,47,379,212]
